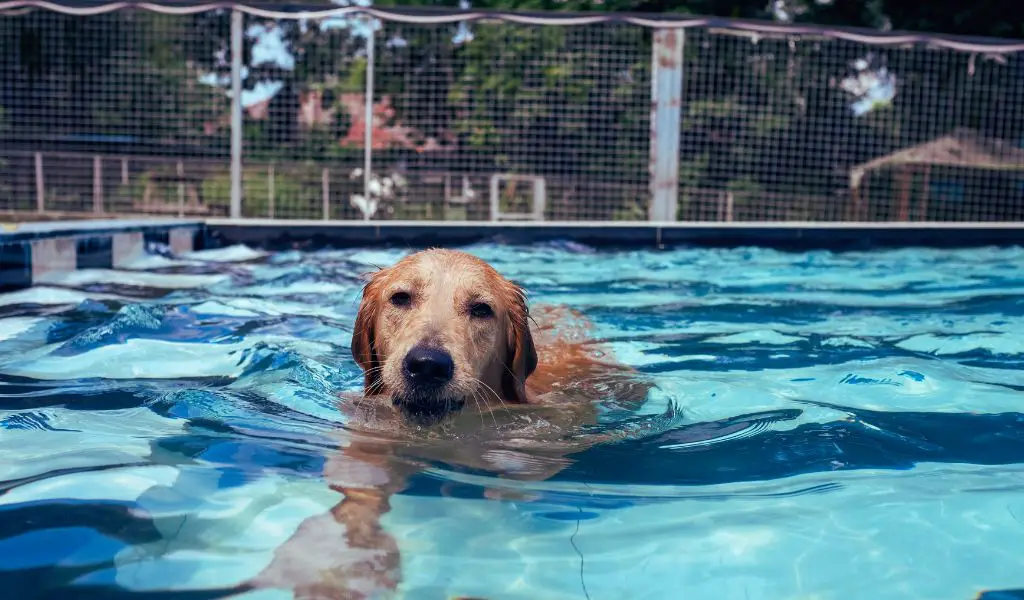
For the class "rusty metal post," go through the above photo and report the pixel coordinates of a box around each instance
[648,28,685,222]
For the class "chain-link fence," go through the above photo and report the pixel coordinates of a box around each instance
[2,2,1023,223]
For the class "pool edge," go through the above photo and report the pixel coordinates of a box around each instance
[4,218,1024,294]
[0,219,205,292]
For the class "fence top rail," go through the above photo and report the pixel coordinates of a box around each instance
[2,0,1024,54]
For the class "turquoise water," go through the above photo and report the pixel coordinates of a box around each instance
[2,242,1024,599]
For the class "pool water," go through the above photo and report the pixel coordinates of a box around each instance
[2,241,1024,599]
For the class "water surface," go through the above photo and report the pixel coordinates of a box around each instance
[2,242,1024,599]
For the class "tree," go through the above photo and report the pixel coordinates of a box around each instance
[0,10,223,147]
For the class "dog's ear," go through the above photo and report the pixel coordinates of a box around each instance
[352,274,383,395]
[502,284,537,404]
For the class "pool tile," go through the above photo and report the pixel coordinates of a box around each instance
[169,228,194,255]
[112,232,145,268]
[0,242,31,292]
[29,237,76,283]
[76,235,113,270]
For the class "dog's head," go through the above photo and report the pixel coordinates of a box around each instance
[351,249,537,425]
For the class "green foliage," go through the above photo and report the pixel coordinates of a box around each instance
[610,196,647,220]
[372,18,652,217]
[0,12,229,145]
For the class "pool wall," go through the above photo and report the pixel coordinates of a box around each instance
[3,218,1024,293]
[0,219,204,292]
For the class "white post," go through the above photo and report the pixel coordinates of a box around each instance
[229,9,244,220]
[648,28,685,222]
[363,21,375,218]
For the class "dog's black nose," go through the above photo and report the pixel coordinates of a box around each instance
[403,346,454,388]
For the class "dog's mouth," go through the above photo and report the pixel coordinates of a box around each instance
[393,394,466,426]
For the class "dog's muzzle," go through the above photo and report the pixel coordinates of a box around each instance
[396,345,463,425]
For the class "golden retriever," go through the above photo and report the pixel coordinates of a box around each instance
[249,248,652,599]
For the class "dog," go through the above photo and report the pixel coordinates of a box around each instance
[251,248,652,599]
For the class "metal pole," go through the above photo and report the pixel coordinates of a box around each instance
[93,155,104,214]
[322,168,330,220]
[177,160,185,218]
[34,153,44,213]
[229,9,244,220]
[268,163,275,219]
[363,20,375,220]
[648,28,685,222]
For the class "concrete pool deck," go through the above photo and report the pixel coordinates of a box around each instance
[3,217,1024,292]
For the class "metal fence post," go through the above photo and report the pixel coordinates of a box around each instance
[363,19,375,220]
[322,168,330,220]
[176,160,185,218]
[34,153,45,213]
[229,9,244,220]
[648,28,685,222]
[93,155,104,214]
[268,163,276,219]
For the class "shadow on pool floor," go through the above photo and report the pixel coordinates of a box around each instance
[978,590,1024,600]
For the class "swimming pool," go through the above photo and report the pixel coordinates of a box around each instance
[2,240,1024,599]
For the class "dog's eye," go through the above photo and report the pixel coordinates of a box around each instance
[390,292,412,307]
[469,302,494,319]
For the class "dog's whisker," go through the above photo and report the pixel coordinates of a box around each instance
[470,384,498,428]
[468,388,489,428]
[467,376,511,421]
[500,363,527,391]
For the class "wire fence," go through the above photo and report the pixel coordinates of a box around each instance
[2,2,1024,223]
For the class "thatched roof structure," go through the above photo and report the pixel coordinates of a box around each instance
[849,128,1024,189]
